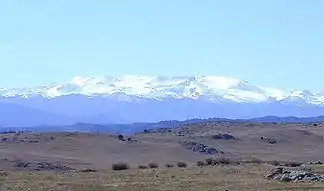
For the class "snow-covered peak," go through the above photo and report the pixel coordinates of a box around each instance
[1,75,323,105]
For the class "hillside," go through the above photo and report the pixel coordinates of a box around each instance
[1,121,324,168]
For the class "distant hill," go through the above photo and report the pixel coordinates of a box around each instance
[0,102,72,127]
[248,116,324,123]
[1,116,323,135]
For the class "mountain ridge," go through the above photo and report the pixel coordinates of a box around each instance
[1,75,324,105]
[1,75,324,126]
[2,116,324,135]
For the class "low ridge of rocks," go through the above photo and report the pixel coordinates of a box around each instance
[181,141,224,155]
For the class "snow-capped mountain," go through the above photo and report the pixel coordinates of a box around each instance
[1,75,324,127]
[1,75,324,105]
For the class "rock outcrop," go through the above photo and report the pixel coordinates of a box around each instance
[15,161,73,172]
[181,141,224,155]
[266,167,324,182]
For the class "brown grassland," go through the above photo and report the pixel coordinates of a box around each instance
[0,121,324,190]
[1,164,324,191]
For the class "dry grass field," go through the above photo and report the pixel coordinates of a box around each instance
[1,164,324,191]
[0,121,324,190]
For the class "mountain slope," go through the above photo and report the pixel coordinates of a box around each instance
[0,102,71,127]
[1,75,324,126]
[1,75,324,105]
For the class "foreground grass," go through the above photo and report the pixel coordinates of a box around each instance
[0,164,324,191]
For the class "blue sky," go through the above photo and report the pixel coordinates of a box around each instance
[0,0,323,91]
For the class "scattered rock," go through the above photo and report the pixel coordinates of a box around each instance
[126,137,138,142]
[177,132,185,137]
[266,167,324,182]
[16,162,29,168]
[212,133,236,140]
[0,133,56,144]
[261,136,277,144]
[304,161,323,165]
[15,161,73,172]
[117,135,125,141]
[143,128,172,134]
[265,167,284,179]
[181,141,224,155]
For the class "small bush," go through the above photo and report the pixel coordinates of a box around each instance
[112,163,129,171]
[197,160,206,167]
[205,158,218,166]
[165,163,174,168]
[177,162,187,168]
[80,168,98,173]
[148,162,159,169]
[138,165,148,169]
[217,157,231,165]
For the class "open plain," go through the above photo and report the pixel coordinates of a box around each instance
[0,121,324,190]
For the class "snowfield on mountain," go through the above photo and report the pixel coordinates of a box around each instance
[1,75,324,104]
[1,75,324,126]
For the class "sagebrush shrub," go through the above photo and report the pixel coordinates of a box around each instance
[138,165,148,169]
[217,157,231,165]
[112,163,129,171]
[205,158,218,166]
[148,162,159,169]
[177,162,187,168]
[165,163,174,168]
